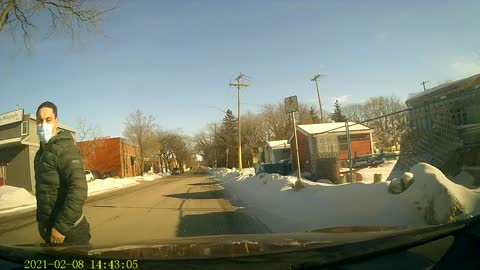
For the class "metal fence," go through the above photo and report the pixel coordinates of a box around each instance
[354,104,462,183]
[311,87,480,184]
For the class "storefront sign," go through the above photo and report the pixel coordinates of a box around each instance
[0,109,24,126]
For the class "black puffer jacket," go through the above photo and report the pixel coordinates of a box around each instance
[34,130,87,235]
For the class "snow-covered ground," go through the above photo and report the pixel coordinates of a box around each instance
[0,172,169,217]
[205,163,480,233]
[3,164,480,235]
[355,160,398,183]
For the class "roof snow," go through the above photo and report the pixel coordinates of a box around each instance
[267,140,290,149]
[298,122,372,135]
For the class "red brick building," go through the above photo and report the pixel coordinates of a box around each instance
[77,137,141,178]
[290,122,373,179]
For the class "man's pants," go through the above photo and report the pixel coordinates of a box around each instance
[38,217,91,245]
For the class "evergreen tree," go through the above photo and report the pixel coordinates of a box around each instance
[331,100,348,122]
[220,110,238,168]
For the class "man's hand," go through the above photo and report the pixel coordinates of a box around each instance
[51,227,65,243]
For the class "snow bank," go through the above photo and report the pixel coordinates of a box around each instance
[205,163,480,233]
[0,172,169,216]
[140,172,167,181]
[88,177,139,194]
[0,186,36,211]
[405,163,480,224]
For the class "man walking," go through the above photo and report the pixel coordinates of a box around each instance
[34,101,91,245]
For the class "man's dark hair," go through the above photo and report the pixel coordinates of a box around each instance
[36,101,58,118]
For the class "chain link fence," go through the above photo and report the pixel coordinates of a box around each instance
[309,87,480,184]
[341,87,479,183]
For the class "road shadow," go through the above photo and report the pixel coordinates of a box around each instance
[164,190,224,200]
[186,170,209,176]
[176,210,271,237]
[188,182,217,186]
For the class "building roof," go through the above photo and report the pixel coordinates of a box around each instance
[406,73,480,106]
[297,122,372,135]
[267,140,290,149]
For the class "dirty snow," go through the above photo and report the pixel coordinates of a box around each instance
[0,186,36,212]
[205,162,480,233]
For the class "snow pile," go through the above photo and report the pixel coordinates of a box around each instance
[404,163,480,224]
[140,172,166,181]
[87,177,139,194]
[0,172,168,215]
[0,172,168,216]
[0,186,36,211]
[206,163,480,233]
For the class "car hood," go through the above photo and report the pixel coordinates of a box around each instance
[0,220,473,261]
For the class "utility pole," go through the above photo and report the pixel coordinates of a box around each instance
[229,73,249,170]
[420,80,429,91]
[311,74,324,122]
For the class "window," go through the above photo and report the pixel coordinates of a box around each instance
[130,156,136,166]
[21,121,28,135]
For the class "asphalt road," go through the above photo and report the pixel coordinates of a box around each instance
[0,169,270,246]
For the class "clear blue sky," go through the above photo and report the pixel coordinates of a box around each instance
[1,0,479,137]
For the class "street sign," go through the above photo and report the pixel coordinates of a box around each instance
[285,96,299,113]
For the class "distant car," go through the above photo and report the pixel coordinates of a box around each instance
[102,171,119,178]
[353,153,385,168]
[92,170,102,179]
[85,170,95,182]
[171,168,184,175]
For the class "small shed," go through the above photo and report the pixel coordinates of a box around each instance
[290,122,373,181]
[264,140,291,164]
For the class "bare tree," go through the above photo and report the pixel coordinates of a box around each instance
[241,112,267,167]
[0,0,114,48]
[123,110,156,174]
[194,129,216,167]
[155,129,194,171]
[259,102,323,141]
[342,103,366,122]
[75,118,103,170]
[343,95,407,148]
[194,101,331,168]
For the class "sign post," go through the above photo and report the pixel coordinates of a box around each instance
[226,148,229,168]
[285,96,303,190]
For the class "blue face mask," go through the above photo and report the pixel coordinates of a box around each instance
[37,123,54,144]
